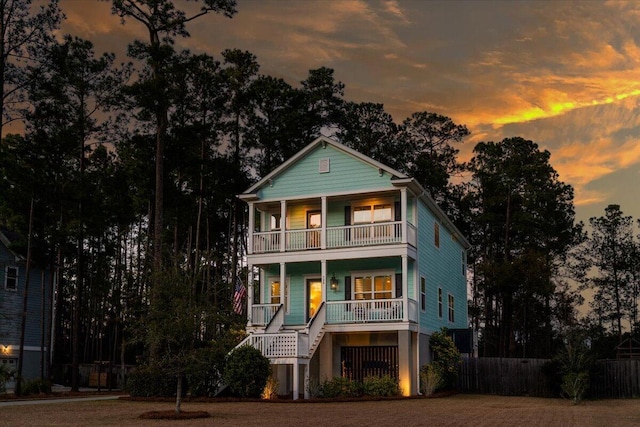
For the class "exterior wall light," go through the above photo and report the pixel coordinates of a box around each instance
[330,273,339,292]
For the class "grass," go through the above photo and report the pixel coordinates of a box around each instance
[2,394,640,426]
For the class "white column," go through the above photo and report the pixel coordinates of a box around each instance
[248,202,254,254]
[303,363,310,399]
[247,264,254,326]
[321,259,327,303]
[280,262,286,307]
[321,196,327,249]
[401,188,407,244]
[280,200,286,252]
[293,360,300,400]
[402,255,409,322]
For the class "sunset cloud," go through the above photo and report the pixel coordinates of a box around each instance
[53,0,640,222]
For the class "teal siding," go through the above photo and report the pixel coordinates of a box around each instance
[416,202,467,332]
[258,145,396,200]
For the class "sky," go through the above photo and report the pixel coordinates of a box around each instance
[54,0,640,225]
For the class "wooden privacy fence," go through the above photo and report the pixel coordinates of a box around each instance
[457,357,640,398]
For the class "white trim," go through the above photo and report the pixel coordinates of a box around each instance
[250,186,403,205]
[4,265,18,291]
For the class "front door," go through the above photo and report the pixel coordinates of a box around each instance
[306,278,322,321]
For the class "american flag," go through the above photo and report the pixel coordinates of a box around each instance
[233,275,247,315]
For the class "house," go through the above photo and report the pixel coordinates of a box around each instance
[238,136,469,399]
[0,228,52,389]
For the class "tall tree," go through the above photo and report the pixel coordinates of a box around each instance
[110,1,237,334]
[467,137,578,358]
[23,34,128,390]
[0,0,62,136]
[400,111,469,210]
[578,205,637,340]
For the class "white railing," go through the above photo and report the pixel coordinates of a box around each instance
[306,302,326,355]
[327,221,402,248]
[408,299,418,323]
[252,222,418,254]
[286,229,321,251]
[241,332,303,358]
[326,298,409,323]
[252,231,280,253]
[407,223,417,247]
[251,303,280,327]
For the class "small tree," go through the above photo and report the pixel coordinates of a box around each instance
[223,345,270,398]
[429,328,462,390]
[556,330,594,404]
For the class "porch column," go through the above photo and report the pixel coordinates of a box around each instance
[303,363,310,399]
[247,264,254,326]
[321,259,327,303]
[280,262,286,307]
[248,202,254,254]
[402,255,409,322]
[280,200,287,252]
[293,359,300,400]
[321,196,327,249]
[401,188,407,244]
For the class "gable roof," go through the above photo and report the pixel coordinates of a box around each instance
[240,135,408,199]
[0,228,26,261]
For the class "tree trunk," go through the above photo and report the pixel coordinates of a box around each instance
[175,375,183,414]
[15,196,34,396]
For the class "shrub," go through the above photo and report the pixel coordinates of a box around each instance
[420,363,443,396]
[318,377,363,398]
[186,346,227,397]
[20,378,52,395]
[362,375,401,397]
[223,345,270,398]
[0,363,14,393]
[126,365,177,397]
[430,328,462,390]
[561,372,589,404]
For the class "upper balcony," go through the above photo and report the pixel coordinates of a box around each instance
[251,221,417,254]
[246,190,417,256]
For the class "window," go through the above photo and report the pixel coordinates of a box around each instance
[269,278,290,313]
[420,276,426,311]
[5,266,17,291]
[437,287,443,318]
[270,213,281,231]
[434,222,440,248]
[353,204,392,224]
[448,294,455,322]
[353,273,393,300]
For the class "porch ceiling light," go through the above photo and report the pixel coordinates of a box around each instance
[330,273,339,292]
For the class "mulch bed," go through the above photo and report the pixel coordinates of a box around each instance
[139,410,211,420]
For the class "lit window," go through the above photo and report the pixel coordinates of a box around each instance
[5,266,17,291]
[354,273,393,300]
[420,277,426,311]
[353,204,392,224]
[269,278,290,313]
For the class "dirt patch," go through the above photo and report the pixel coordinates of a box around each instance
[2,394,640,427]
[138,410,210,420]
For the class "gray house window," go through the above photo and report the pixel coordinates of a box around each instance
[5,266,17,291]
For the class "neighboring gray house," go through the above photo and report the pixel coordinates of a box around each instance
[0,228,52,387]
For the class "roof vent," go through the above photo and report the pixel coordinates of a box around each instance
[319,158,330,174]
